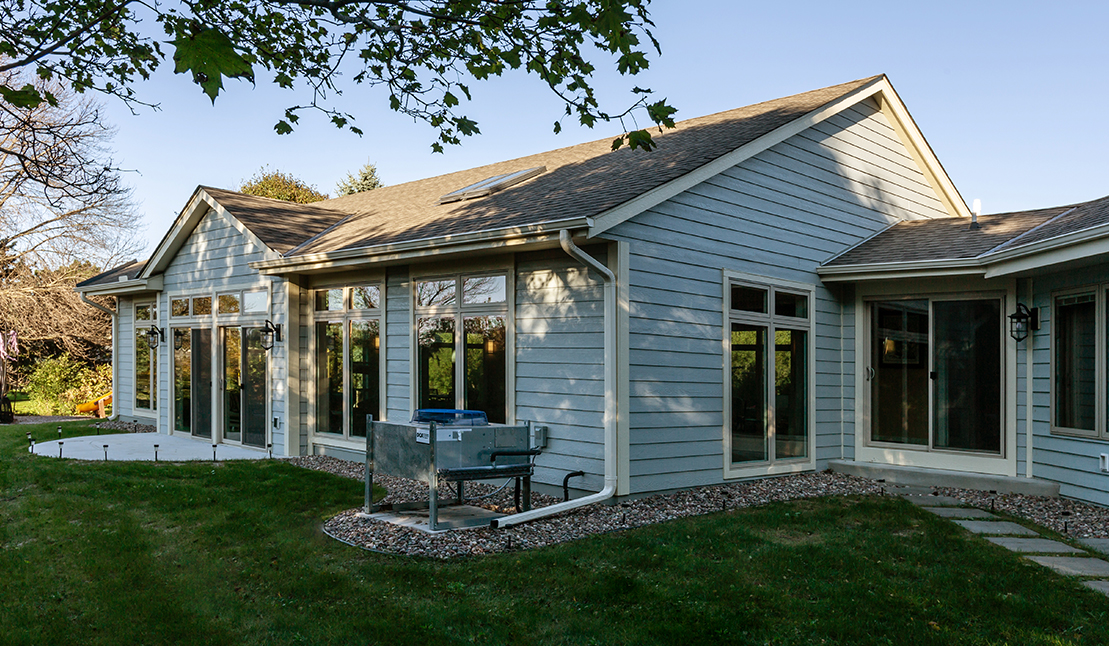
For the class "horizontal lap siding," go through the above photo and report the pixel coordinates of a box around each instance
[385,266,411,423]
[608,100,948,495]
[116,296,135,419]
[1027,267,1109,506]
[515,248,607,492]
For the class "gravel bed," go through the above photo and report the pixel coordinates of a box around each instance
[934,487,1109,538]
[11,415,88,425]
[288,456,884,559]
[91,420,157,433]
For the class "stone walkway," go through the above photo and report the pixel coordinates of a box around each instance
[888,485,1109,597]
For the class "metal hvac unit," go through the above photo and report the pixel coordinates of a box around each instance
[363,410,540,530]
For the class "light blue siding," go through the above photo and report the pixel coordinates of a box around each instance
[385,266,411,423]
[515,248,607,493]
[606,99,949,494]
[1025,268,1109,506]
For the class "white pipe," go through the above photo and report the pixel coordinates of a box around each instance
[491,230,617,527]
[79,292,120,422]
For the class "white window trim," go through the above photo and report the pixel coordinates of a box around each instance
[721,270,817,480]
[308,282,386,448]
[853,278,1018,477]
[409,269,515,423]
[1049,285,1109,441]
[133,300,158,418]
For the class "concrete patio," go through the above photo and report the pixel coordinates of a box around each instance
[28,432,270,461]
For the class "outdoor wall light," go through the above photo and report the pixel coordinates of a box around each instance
[1009,303,1040,342]
[146,325,165,349]
[261,320,282,351]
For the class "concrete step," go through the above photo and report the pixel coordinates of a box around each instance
[830,460,1060,497]
[985,537,1085,554]
[1026,556,1109,577]
[954,520,1039,536]
[924,507,997,519]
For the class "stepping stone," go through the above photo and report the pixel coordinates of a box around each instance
[901,494,962,507]
[1026,557,1109,577]
[1083,580,1109,596]
[954,520,1039,536]
[986,537,1085,554]
[1079,538,1109,555]
[925,507,996,519]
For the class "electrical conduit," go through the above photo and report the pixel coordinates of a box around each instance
[491,229,617,527]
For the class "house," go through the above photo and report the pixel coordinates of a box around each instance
[75,74,1109,509]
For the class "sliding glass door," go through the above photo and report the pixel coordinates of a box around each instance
[173,327,213,439]
[222,326,267,448]
[870,298,1002,454]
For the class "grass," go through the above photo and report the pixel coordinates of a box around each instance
[2,420,1107,645]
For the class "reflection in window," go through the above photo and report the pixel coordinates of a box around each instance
[463,276,507,304]
[135,303,156,411]
[465,316,506,423]
[731,285,767,314]
[417,280,456,307]
[418,317,456,410]
[315,288,344,312]
[774,292,808,319]
[1056,293,1096,431]
[731,324,767,463]
[349,320,380,436]
[192,297,212,316]
[315,322,344,434]
[171,299,189,317]
[351,285,380,310]
[774,329,807,459]
[218,293,240,314]
[243,291,267,314]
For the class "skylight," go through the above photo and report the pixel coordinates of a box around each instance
[438,166,546,204]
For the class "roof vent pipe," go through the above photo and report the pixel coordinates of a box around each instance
[969,198,982,230]
[491,229,618,527]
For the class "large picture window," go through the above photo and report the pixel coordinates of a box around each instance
[726,278,812,470]
[1052,289,1107,438]
[415,274,507,423]
[135,302,157,411]
[313,285,382,438]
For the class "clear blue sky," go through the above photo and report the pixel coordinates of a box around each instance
[101,1,1109,257]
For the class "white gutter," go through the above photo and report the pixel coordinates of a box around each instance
[492,229,617,527]
[79,293,120,422]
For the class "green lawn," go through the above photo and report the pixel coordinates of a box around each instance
[2,420,1106,645]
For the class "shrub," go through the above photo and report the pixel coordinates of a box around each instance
[25,355,112,415]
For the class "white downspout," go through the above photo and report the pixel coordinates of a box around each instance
[79,292,120,421]
[492,229,617,527]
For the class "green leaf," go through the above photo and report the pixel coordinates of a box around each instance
[170,28,255,103]
[0,84,45,109]
[274,120,293,135]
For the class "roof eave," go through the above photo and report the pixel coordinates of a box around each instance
[252,217,592,275]
[74,275,164,296]
[817,258,985,282]
[984,222,1109,278]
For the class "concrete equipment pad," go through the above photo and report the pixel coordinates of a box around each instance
[1083,580,1109,596]
[1079,538,1109,555]
[954,520,1038,536]
[28,433,269,462]
[361,505,503,533]
[986,537,1085,554]
[1026,556,1109,577]
[924,507,996,519]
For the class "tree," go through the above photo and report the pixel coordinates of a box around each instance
[239,167,329,203]
[0,69,139,376]
[0,1,677,153]
[335,161,383,196]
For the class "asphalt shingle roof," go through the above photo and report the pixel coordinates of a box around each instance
[200,187,349,255]
[75,259,147,288]
[267,76,882,256]
[824,193,1109,267]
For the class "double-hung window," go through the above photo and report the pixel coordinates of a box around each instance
[414,274,508,423]
[725,275,813,473]
[135,302,157,411]
[1053,288,1107,439]
[313,284,382,438]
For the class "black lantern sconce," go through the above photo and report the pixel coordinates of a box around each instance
[146,324,165,349]
[1008,303,1040,342]
[261,320,282,351]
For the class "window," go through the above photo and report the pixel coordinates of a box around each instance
[415,274,507,423]
[313,284,382,438]
[1053,289,1106,438]
[726,278,811,470]
[135,302,157,411]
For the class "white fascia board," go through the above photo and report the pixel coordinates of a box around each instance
[139,188,211,279]
[817,258,985,282]
[75,275,164,296]
[985,230,1109,278]
[251,217,591,275]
